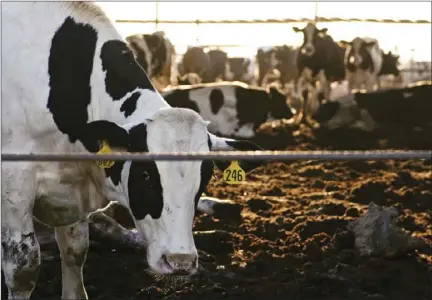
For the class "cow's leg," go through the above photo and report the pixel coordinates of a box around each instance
[2,168,40,300]
[296,74,309,123]
[55,219,89,300]
[346,71,356,92]
[365,73,378,91]
[317,70,330,101]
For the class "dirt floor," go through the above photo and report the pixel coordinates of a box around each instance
[3,121,432,300]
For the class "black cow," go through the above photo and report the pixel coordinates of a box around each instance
[293,22,346,119]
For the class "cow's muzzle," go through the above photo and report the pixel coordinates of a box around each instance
[159,252,198,275]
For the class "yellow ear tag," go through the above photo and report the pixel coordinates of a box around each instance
[223,161,246,185]
[96,140,115,169]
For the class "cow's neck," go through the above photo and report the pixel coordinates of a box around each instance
[94,88,170,126]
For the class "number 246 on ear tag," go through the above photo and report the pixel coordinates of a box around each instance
[223,161,246,185]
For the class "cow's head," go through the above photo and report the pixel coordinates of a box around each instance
[293,22,328,57]
[341,38,376,70]
[266,86,296,120]
[82,108,263,277]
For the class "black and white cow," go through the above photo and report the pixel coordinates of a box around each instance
[161,82,296,138]
[256,45,299,88]
[313,81,432,131]
[2,2,263,299]
[292,23,346,118]
[340,37,383,91]
[126,31,176,89]
[225,57,255,84]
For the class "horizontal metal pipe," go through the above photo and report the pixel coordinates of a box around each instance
[2,150,431,162]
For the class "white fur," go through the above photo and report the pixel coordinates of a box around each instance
[2,2,246,299]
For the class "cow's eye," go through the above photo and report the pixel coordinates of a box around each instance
[142,171,150,180]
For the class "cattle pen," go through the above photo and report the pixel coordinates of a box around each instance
[1,1,432,300]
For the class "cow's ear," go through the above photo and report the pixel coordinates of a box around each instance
[340,40,350,46]
[81,120,130,153]
[292,26,302,33]
[208,133,265,172]
[318,27,328,34]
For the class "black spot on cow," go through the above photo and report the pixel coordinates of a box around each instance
[314,101,341,123]
[104,161,125,186]
[209,89,224,114]
[195,160,214,210]
[267,86,295,120]
[163,89,200,114]
[235,86,293,130]
[120,91,141,118]
[47,16,98,143]
[126,36,149,74]
[235,86,271,130]
[100,40,155,101]
[126,123,163,220]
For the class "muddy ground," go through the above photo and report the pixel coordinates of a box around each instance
[3,121,432,300]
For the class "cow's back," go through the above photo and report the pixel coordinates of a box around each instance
[355,84,432,125]
[1,2,132,152]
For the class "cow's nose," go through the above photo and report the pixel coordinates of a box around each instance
[304,45,314,55]
[161,253,198,275]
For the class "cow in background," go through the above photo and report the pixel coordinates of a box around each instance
[126,31,176,90]
[314,81,432,132]
[256,45,299,88]
[179,46,211,82]
[341,37,383,91]
[292,22,346,122]
[225,57,256,84]
[161,82,296,139]
[206,49,229,82]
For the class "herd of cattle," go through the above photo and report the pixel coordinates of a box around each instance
[1,2,431,300]
[126,22,431,137]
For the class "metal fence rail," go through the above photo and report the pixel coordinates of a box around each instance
[115,17,432,25]
[2,150,431,162]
